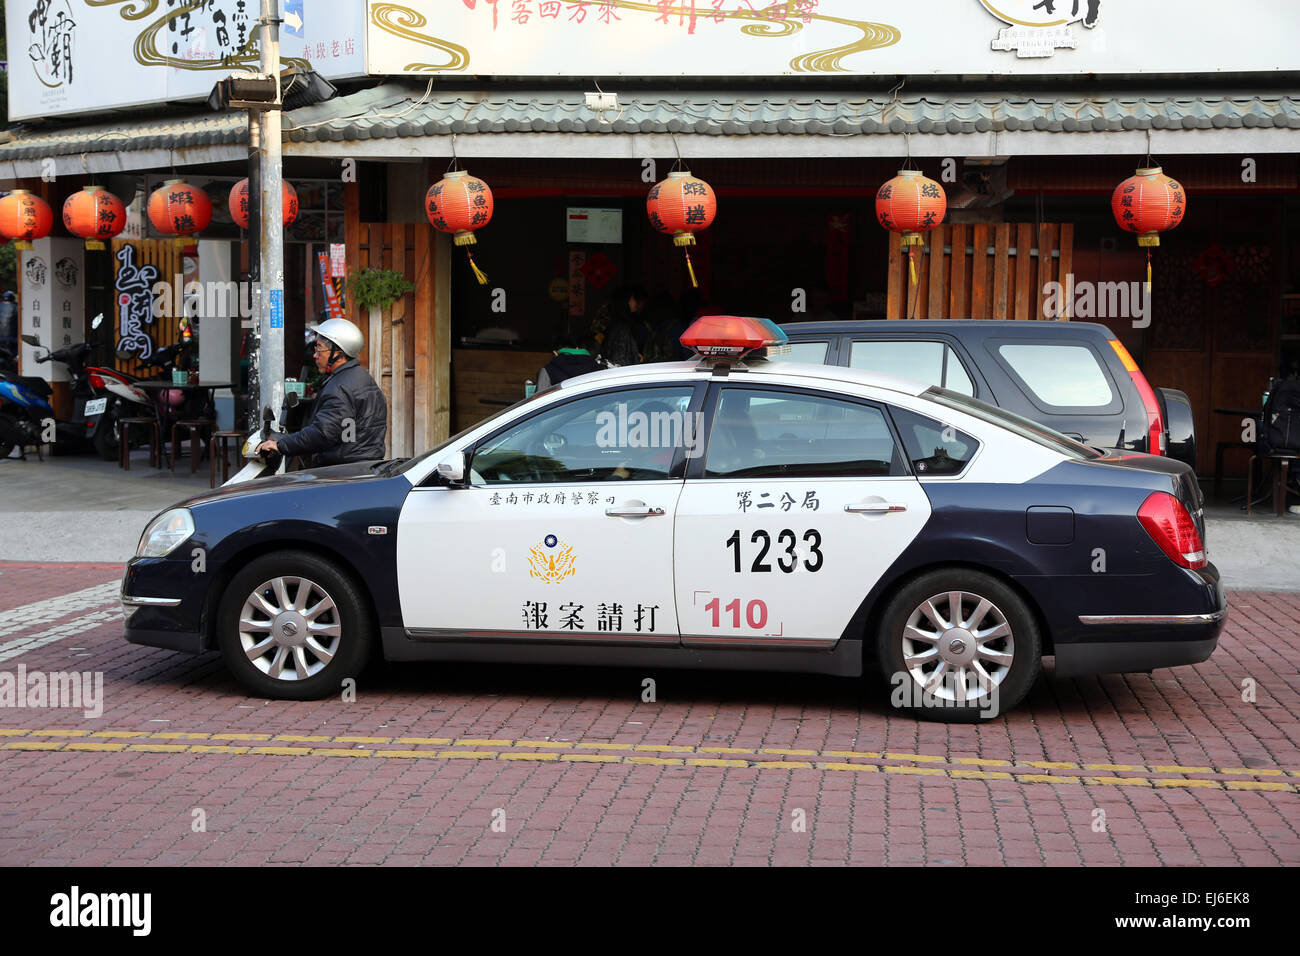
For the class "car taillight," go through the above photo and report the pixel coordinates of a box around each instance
[88,373,105,389]
[1108,338,1165,455]
[1138,492,1206,569]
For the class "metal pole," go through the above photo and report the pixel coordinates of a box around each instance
[246,111,262,431]
[257,0,285,424]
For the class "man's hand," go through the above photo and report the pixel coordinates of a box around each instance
[256,439,279,455]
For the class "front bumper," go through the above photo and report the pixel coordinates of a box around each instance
[121,558,206,655]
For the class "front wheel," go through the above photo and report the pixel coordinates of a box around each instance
[876,569,1041,721]
[217,550,373,700]
[92,407,119,461]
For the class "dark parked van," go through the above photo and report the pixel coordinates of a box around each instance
[775,320,1196,471]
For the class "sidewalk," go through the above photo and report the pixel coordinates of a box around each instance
[0,451,214,563]
[0,454,1296,589]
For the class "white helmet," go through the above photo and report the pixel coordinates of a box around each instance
[309,317,364,358]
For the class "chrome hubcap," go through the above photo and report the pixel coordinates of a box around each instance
[901,590,1014,704]
[238,576,341,681]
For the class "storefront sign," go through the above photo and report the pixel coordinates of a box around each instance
[19,239,85,383]
[566,208,622,245]
[7,0,366,121]
[366,0,1299,76]
[113,244,159,361]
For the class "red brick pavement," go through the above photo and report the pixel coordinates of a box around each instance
[0,563,1296,866]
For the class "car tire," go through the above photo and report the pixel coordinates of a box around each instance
[876,568,1041,722]
[93,413,118,461]
[216,550,373,700]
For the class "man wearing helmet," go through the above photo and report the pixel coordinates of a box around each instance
[257,317,388,465]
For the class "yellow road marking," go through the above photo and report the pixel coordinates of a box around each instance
[1,727,1295,792]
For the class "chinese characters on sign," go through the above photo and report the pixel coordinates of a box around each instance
[736,490,821,512]
[114,245,160,360]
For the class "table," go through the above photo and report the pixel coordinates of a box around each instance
[1211,407,1262,501]
[134,380,233,469]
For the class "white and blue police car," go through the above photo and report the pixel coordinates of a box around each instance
[122,315,1225,720]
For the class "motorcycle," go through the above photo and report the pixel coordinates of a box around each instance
[225,391,300,485]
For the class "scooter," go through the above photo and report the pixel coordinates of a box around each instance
[0,345,58,460]
[224,391,300,486]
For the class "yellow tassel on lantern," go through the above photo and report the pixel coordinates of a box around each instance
[465,249,489,286]
[908,249,917,286]
[1147,252,1152,288]
[683,248,699,289]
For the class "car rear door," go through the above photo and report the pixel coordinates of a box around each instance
[673,382,931,647]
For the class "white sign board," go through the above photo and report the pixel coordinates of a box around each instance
[367,0,1300,76]
[567,208,622,245]
[19,239,85,384]
[7,0,367,121]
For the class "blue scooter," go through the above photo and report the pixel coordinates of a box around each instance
[0,344,57,460]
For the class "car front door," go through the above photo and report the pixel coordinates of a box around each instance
[673,384,931,647]
[396,383,701,643]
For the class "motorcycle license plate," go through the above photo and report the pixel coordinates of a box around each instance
[84,398,108,416]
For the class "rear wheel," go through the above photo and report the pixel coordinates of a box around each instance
[876,568,1041,721]
[217,550,373,700]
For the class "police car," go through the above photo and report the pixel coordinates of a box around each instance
[122,316,1226,721]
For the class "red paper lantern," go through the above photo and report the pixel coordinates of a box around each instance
[228,178,299,230]
[876,169,947,286]
[426,169,494,284]
[0,189,54,251]
[1111,166,1185,286]
[646,170,717,288]
[62,186,126,251]
[147,178,213,244]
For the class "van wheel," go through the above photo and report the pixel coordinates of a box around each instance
[876,569,1040,721]
[217,550,373,700]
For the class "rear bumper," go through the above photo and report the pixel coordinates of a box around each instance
[1053,574,1227,678]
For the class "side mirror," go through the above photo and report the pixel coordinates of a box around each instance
[91,314,103,330]
[435,452,465,484]
[21,333,41,347]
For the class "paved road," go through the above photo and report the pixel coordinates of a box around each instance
[0,561,1296,866]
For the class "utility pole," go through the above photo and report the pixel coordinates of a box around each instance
[256,0,285,425]
[245,112,262,431]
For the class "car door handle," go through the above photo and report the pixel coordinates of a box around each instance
[844,501,908,514]
[605,504,665,518]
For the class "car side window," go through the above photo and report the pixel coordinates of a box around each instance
[889,406,980,477]
[766,341,831,364]
[469,386,695,485]
[848,340,975,395]
[704,388,905,479]
[995,343,1114,408]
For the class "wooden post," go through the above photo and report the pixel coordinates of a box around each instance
[432,232,452,443]
[413,224,434,454]
[970,224,990,319]
[390,223,408,458]
[948,224,968,319]
[992,224,1010,320]
[1035,223,1058,321]
[1013,223,1033,320]
[886,236,902,319]
[1057,224,1075,321]
[927,225,946,319]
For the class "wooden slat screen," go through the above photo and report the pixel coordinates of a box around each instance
[353,221,447,458]
[887,223,1076,320]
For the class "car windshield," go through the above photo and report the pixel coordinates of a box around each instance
[921,386,1105,460]
[388,385,560,475]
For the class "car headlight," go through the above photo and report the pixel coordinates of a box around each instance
[136,508,195,558]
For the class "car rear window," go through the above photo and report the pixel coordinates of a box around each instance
[921,386,1104,460]
[995,343,1114,408]
[766,341,831,364]
[848,340,974,395]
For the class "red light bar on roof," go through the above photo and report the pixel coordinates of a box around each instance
[680,315,789,358]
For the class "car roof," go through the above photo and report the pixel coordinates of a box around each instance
[778,319,1117,337]
[558,358,930,397]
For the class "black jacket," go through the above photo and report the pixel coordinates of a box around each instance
[537,350,605,389]
[277,358,387,465]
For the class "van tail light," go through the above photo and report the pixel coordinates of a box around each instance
[1138,492,1206,569]
[88,373,106,390]
[1108,338,1165,455]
